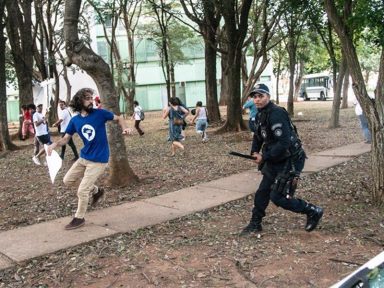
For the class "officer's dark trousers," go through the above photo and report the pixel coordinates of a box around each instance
[252,161,307,221]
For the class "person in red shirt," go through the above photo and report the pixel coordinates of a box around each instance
[21,104,35,140]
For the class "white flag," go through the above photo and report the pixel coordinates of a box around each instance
[44,144,62,184]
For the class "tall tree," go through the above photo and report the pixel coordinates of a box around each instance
[215,0,253,132]
[328,54,346,128]
[324,0,384,203]
[34,0,67,125]
[272,40,286,104]
[87,0,125,108]
[179,0,221,123]
[340,67,349,108]
[307,3,340,96]
[241,0,282,101]
[64,0,138,186]
[0,0,16,151]
[358,40,381,84]
[5,0,34,137]
[120,0,143,116]
[280,0,308,117]
[145,0,174,99]
[142,0,197,101]
[307,0,347,128]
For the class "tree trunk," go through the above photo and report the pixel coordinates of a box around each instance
[170,65,176,98]
[122,0,141,116]
[364,71,370,85]
[217,48,244,132]
[327,22,338,97]
[275,53,282,105]
[48,65,60,126]
[179,0,221,121]
[216,0,252,132]
[294,59,304,101]
[219,50,229,106]
[275,76,280,105]
[33,0,48,81]
[125,26,136,116]
[64,0,138,186]
[287,37,296,116]
[162,37,171,100]
[328,55,346,128]
[341,67,349,109]
[63,65,72,104]
[128,49,136,114]
[0,2,17,151]
[325,0,384,204]
[204,37,220,123]
[241,49,248,91]
[372,50,384,202]
[6,0,34,138]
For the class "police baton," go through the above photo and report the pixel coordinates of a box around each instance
[228,151,256,160]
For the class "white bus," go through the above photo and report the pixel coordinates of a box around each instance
[300,72,333,101]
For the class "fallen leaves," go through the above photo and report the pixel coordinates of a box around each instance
[1,103,381,287]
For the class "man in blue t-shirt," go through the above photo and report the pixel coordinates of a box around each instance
[242,94,258,133]
[47,88,131,230]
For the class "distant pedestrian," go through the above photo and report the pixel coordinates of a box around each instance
[47,88,132,230]
[32,104,52,165]
[21,104,35,140]
[131,101,144,136]
[52,100,79,160]
[162,97,189,156]
[190,101,208,142]
[28,104,42,157]
[354,101,371,143]
[175,97,189,139]
[242,94,258,133]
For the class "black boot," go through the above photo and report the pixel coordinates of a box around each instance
[305,204,323,232]
[240,219,262,236]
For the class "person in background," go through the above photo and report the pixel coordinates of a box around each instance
[32,104,52,165]
[47,88,131,230]
[28,104,42,156]
[190,101,208,142]
[242,94,258,134]
[131,100,144,136]
[175,97,189,139]
[354,100,371,144]
[52,100,79,160]
[21,104,35,140]
[162,97,189,156]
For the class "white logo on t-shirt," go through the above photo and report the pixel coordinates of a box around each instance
[81,124,96,141]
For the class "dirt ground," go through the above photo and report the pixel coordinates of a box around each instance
[0,101,383,287]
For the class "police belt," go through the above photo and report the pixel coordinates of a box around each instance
[266,147,304,166]
[265,149,291,164]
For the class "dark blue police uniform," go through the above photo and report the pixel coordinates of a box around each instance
[242,101,323,234]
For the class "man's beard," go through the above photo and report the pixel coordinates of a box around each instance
[83,103,94,113]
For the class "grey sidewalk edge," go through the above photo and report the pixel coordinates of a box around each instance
[0,142,371,271]
[0,217,118,264]
[0,253,15,270]
[313,142,371,157]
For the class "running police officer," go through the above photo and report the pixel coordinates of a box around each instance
[241,83,323,235]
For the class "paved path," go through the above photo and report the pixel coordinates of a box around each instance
[0,142,371,270]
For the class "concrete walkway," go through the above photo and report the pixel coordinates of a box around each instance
[0,142,371,271]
